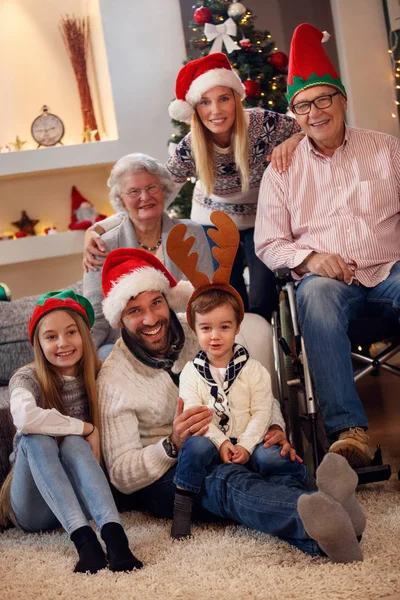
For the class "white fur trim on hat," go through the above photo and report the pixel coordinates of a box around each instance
[102,267,194,327]
[168,99,195,124]
[186,68,245,106]
[321,31,330,43]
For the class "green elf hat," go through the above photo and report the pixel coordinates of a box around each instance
[285,23,347,107]
[0,283,12,302]
[28,290,95,344]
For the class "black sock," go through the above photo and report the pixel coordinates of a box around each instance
[171,489,195,540]
[71,525,107,574]
[101,522,143,572]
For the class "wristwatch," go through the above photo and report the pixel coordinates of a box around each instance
[162,436,178,458]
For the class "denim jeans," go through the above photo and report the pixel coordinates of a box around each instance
[296,261,400,438]
[119,442,319,556]
[98,343,115,361]
[174,437,311,493]
[10,434,122,535]
[203,226,278,321]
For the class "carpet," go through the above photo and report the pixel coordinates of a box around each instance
[1,453,399,600]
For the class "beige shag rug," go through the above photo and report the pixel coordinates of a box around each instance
[1,454,400,600]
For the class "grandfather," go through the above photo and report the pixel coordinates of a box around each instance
[255,23,400,468]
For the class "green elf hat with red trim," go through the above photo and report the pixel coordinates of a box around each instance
[28,290,95,344]
[285,23,346,106]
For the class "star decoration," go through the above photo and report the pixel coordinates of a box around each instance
[9,136,27,151]
[12,211,39,236]
[82,126,98,143]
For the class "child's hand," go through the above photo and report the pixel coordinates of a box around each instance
[231,444,250,465]
[219,440,236,463]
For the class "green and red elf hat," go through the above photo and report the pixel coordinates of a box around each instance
[28,290,95,344]
[285,23,347,107]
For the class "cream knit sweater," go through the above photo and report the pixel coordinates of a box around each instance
[97,315,285,495]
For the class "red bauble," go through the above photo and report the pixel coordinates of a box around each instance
[243,79,261,99]
[239,38,252,51]
[193,39,208,50]
[15,231,28,238]
[269,51,289,71]
[193,7,213,26]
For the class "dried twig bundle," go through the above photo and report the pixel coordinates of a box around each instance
[60,14,100,141]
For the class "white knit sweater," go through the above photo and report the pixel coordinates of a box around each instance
[97,315,285,494]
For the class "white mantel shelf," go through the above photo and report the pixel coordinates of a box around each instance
[0,230,85,266]
[0,140,119,178]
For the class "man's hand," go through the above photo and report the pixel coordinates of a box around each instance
[219,439,236,463]
[267,133,304,173]
[231,444,250,465]
[83,227,108,273]
[300,252,354,284]
[264,425,303,463]
[171,397,213,451]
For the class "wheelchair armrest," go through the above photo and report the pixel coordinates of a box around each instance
[274,267,295,285]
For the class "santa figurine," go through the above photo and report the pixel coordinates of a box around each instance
[68,186,106,231]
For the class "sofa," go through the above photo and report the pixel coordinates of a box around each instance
[0,281,83,487]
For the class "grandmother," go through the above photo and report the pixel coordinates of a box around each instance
[83,153,213,358]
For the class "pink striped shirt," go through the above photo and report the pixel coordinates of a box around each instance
[255,126,400,287]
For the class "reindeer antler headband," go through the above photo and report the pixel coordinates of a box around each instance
[166,211,245,329]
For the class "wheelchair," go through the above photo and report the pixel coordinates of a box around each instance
[271,268,398,485]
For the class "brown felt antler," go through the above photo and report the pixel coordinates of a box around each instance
[208,212,240,284]
[166,223,210,288]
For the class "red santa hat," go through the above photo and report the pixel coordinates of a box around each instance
[101,248,193,328]
[169,52,245,124]
[285,23,346,106]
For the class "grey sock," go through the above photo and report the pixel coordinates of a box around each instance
[316,453,366,536]
[298,492,363,563]
[171,491,194,540]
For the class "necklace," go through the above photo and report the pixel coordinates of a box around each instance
[137,238,162,252]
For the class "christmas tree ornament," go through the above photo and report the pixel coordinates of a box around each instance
[0,283,12,302]
[243,79,261,99]
[227,2,246,18]
[31,105,65,147]
[239,38,252,51]
[44,227,58,235]
[10,136,27,151]
[193,6,213,26]
[204,17,240,54]
[193,39,208,50]
[0,145,11,153]
[82,126,98,142]
[15,231,28,238]
[269,51,289,71]
[286,23,346,106]
[69,186,106,230]
[12,211,39,236]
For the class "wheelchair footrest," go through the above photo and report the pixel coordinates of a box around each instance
[354,464,391,485]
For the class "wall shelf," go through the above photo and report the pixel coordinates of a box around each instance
[0,230,85,266]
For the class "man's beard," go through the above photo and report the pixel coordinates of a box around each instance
[129,318,170,357]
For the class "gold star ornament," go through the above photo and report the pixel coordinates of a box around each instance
[10,136,27,151]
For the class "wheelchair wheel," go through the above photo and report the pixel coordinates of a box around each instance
[279,291,306,457]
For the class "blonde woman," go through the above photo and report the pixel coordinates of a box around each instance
[0,291,142,574]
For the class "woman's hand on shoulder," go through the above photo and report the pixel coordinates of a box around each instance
[267,133,304,174]
[83,226,108,272]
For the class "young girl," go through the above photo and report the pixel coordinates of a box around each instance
[0,290,143,574]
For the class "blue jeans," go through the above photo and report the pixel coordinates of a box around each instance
[119,443,319,556]
[98,343,114,360]
[203,226,278,321]
[174,437,311,493]
[10,434,122,535]
[296,261,400,438]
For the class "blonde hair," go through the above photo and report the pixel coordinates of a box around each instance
[0,309,101,527]
[191,90,249,197]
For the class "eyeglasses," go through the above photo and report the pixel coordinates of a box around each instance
[292,91,340,115]
[121,183,163,200]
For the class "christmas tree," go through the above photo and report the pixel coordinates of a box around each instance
[168,0,289,217]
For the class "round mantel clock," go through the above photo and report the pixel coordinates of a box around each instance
[31,105,65,147]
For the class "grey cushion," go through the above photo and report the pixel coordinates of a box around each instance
[0,281,83,384]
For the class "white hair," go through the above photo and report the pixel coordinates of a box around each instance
[107,153,176,212]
